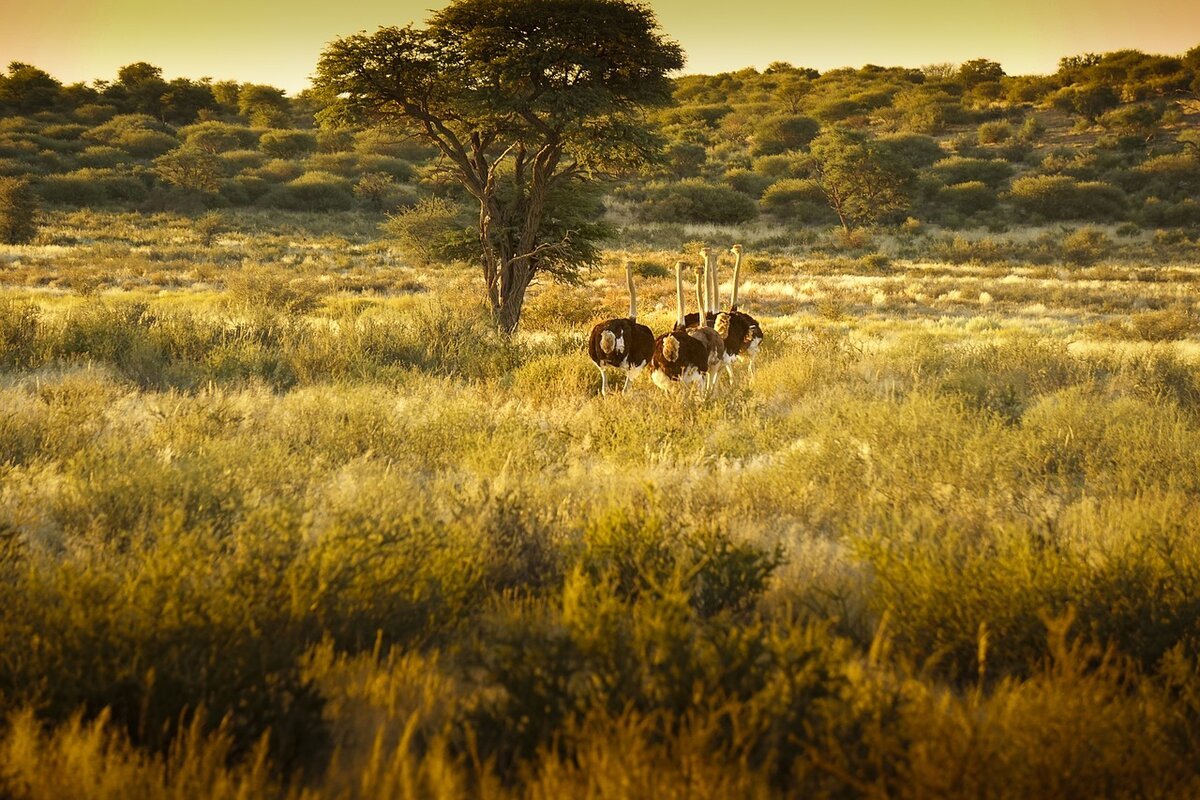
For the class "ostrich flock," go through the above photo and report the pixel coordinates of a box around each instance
[588,245,764,396]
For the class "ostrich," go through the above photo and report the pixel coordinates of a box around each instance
[588,259,657,394]
[651,261,709,393]
[723,244,765,375]
[683,247,717,328]
[687,260,727,392]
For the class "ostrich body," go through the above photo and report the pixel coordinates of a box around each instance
[651,261,709,393]
[686,256,727,392]
[588,260,656,394]
[725,244,764,373]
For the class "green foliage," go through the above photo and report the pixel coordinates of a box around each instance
[809,127,914,230]
[179,121,257,153]
[877,132,944,169]
[259,172,354,212]
[83,114,178,158]
[37,168,148,206]
[1061,227,1111,265]
[0,175,38,243]
[637,179,759,224]
[750,114,820,156]
[258,129,318,159]
[382,197,477,264]
[153,146,222,192]
[759,178,838,222]
[928,156,1013,188]
[1008,175,1128,221]
[938,180,998,216]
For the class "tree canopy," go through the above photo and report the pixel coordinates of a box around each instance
[316,0,684,333]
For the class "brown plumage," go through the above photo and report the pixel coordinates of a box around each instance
[726,244,764,372]
[588,260,656,394]
[686,259,725,391]
[651,260,708,392]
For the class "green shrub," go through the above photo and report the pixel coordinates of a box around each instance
[938,181,998,216]
[1061,227,1112,265]
[1009,175,1128,221]
[928,157,1014,188]
[750,114,820,156]
[878,132,944,169]
[83,114,178,158]
[977,121,1013,144]
[259,172,353,212]
[258,129,318,159]
[178,121,258,153]
[722,168,774,198]
[0,176,38,244]
[37,168,148,206]
[636,180,759,224]
[382,197,477,264]
[759,178,836,222]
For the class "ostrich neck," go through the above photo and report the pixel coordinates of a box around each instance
[709,252,720,313]
[625,262,637,321]
[730,251,743,309]
[675,264,686,326]
[695,271,705,325]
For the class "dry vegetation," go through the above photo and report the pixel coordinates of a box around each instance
[2,208,1200,797]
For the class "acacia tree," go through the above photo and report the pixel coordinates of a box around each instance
[809,128,913,232]
[316,0,683,333]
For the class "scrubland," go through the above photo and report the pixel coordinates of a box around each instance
[1,209,1200,797]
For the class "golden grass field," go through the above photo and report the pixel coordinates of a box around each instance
[2,209,1200,797]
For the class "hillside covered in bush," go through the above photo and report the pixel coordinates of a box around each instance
[2,45,1200,234]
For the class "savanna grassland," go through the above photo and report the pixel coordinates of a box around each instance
[2,206,1200,798]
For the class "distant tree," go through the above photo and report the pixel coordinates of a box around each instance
[809,127,914,231]
[751,114,820,155]
[153,146,222,192]
[922,63,957,81]
[0,177,38,244]
[238,85,290,127]
[958,59,1005,86]
[0,62,61,112]
[316,0,683,333]
[663,141,707,178]
[113,62,170,117]
[210,81,241,115]
[180,121,250,153]
[1051,84,1120,120]
[774,75,813,113]
[160,79,216,124]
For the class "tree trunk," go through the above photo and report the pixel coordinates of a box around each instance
[495,268,531,334]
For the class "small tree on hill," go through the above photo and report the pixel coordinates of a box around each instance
[809,128,913,232]
[316,0,683,333]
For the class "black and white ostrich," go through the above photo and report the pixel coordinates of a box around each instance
[588,259,656,394]
[651,260,709,393]
[721,244,764,375]
[687,257,727,392]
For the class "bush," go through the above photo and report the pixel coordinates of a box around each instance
[1062,227,1111,265]
[938,181,998,216]
[636,180,759,224]
[877,132,944,169]
[258,129,318,159]
[83,114,178,158]
[37,169,148,206]
[0,176,38,244]
[382,197,477,264]
[978,121,1013,144]
[179,121,258,153]
[928,157,1013,188]
[259,172,354,212]
[759,178,836,223]
[750,114,820,156]
[1009,175,1128,221]
[722,168,774,198]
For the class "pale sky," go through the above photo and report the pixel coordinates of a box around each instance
[2,0,1198,94]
